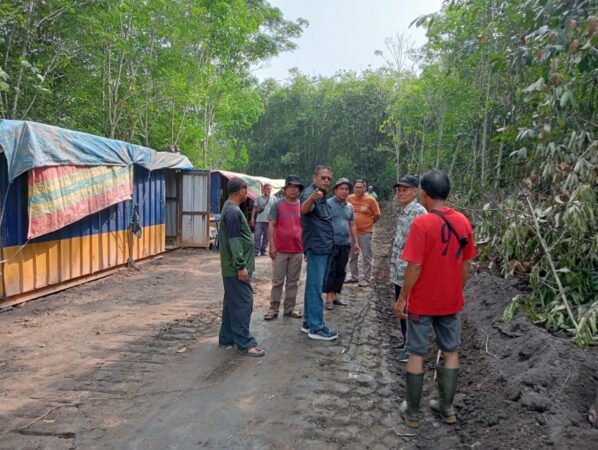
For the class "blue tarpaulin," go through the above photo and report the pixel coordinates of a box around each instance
[0,120,193,181]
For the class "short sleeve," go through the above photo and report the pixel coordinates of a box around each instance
[401,219,425,264]
[371,198,381,216]
[268,200,280,221]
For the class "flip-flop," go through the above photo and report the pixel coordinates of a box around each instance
[237,346,265,357]
[264,311,278,320]
[284,310,303,318]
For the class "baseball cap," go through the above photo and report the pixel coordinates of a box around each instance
[284,175,304,191]
[393,175,419,189]
[334,177,353,190]
[226,177,248,195]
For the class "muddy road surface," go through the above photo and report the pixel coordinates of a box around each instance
[0,211,596,449]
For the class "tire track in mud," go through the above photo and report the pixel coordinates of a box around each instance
[2,304,224,449]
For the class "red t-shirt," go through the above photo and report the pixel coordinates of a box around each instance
[401,208,477,315]
[270,199,303,253]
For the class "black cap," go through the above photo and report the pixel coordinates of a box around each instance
[226,177,248,195]
[334,177,353,190]
[393,175,419,189]
[284,175,304,191]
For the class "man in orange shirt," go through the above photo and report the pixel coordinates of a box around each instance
[346,178,381,287]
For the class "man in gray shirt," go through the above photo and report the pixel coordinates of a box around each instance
[251,183,275,256]
[324,178,360,309]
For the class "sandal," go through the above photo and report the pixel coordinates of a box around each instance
[325,302,333,310]
[237,346,265,357]
[264,310,278,320]
[284,310,303,319]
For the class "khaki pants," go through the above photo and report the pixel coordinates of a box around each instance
[349,233,373,281]
[269,252,303,314]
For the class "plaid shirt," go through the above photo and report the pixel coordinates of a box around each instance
[389,199,427,286]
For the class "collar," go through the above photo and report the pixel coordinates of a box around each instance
[399,199,420,213]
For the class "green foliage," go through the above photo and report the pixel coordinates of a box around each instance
[0,0,305,168]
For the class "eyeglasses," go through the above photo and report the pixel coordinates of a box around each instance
[320,176,332,181]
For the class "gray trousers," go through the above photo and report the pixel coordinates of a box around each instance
[219,276,257,349]
[349,233,373,281]
[269,252,303,313]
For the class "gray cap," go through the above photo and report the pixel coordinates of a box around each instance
[226,177,248,195]
[334,177,353,190]
[393,175,419,188]
[284,175,304,191]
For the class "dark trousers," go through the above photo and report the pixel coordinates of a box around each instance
[394,283,407,340]
[219,276,257,349]
[324,244,351,293]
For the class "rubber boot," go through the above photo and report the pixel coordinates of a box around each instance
[399,372,424,428]
[430,367,459,424]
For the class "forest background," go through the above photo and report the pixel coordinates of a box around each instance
[0,0,596,345]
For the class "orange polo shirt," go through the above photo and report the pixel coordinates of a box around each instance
[347,194,381,234]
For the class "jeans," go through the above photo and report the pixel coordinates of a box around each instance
[303,251,331,332]
[254,221,269,255]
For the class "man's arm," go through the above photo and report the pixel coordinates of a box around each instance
[371,198,381,224]
[301,188,323,214]
[268,220,277,260]
[462,259,472,285]
[349,220,360,254]
[394,262,422,318]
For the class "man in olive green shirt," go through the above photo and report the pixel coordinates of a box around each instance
[219,177,264,357]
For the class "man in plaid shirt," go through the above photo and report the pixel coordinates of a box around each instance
[389,175,427,362]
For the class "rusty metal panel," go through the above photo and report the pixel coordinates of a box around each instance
[180,170,210,248]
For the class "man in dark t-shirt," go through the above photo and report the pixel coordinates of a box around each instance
[300,165,337,341]
[395,170,477,428]
[219,177,264,357]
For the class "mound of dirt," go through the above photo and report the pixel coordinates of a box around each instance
[372,203,597,449]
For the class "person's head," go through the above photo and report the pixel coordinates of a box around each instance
[353,178,366,197]
[283,175,304,200]
[312,165,333,191]
[226,177,248,204]
[419,170,450,208]
[393,175,419,208]
[368,185,374,193]
[262,183,272,196]
[333,178,352,202]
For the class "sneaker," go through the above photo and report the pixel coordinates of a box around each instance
[398,350,410,363]
[308,327,338,341]
[344,277,359,283]
[358,280,369,287]
[301,324,310,334]
[333,299,348,306]
[394,340,406,351]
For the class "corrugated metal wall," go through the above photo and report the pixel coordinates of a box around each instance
[180,171,210,248]
[0,155,166,300]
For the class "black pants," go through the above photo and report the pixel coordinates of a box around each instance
[219,276,257,349]
[324,244,351,293]
[394,283,407,340]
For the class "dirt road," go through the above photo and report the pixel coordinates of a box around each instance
[0,210,596,449]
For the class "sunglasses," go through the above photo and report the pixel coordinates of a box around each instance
[320,176,332,181]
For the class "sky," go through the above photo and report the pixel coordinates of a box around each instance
[253,0,445,81]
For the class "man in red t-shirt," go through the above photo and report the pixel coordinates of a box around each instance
[394,170,477,428]
[264,175,305,320]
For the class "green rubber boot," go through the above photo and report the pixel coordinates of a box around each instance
[399,372,424,428]
[430,367,459,424]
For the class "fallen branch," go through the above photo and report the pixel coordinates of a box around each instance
[523,195,578,329]
[16,403,79,432]
[480,328,499,359]
[558,367,572,395]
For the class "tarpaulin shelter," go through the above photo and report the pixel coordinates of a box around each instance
[0,120,209,308]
